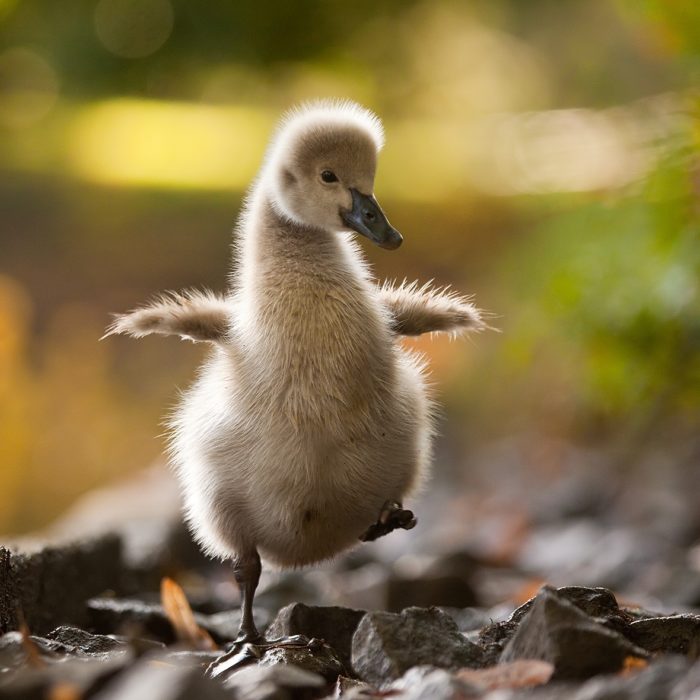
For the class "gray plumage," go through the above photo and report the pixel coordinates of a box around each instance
[106,101,486,619]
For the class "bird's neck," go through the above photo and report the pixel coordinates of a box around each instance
[233,186,369,296]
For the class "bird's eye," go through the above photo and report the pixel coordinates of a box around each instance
[320,170,338,183]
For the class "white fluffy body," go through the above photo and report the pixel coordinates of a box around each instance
[108,101,486,568]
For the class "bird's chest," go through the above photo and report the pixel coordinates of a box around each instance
[244,279,392,429]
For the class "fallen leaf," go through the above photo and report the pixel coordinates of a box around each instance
[619,655,649,676]
[47,682,82,700]
[512,579,548,605]
[17,611,44,669]
[457,660,554,690]
[160,577,217,651]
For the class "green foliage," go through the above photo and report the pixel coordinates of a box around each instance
[500,135,699,428]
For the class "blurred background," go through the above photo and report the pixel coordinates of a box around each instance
[0,0,698,564]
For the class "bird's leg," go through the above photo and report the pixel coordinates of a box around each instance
[206,549,263,678]
[360,500,417,542]
[207,549,324,679]
[233,549,262,643]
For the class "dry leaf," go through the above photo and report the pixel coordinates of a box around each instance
[160,577,217,651]
[512,579,548,605]
[18,612,44,669]
[47,682,82,700]
[619,655,649,676]
[457,660,554,690]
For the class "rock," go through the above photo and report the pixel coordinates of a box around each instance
[510,586,628,628]
[42,625,127,656]
[222,663,326,700]
[478,585,631,665]
[351,606,484,686]
[87,596,265,645]
[572,655,689,700]
[88,598,175,643]
[0,535,124,636]
[0,651,131,699]
[440,606,499,634]
[456,659,554,691]
[333,675,371,697]
[161,650,222,668]
[625,615,700,658]
[391,666,481,699]
[500,588,646,680]
[259,639,345,682]
[266,603,365,672]
[0,632,32,671]
[93,658,232,700]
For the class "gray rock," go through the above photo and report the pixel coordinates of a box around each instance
[43,625,127,656]
[87,596,265,645]
[510,586,628,627]
[222,663,325,700]
[478,585,632,665]
[573,655,689,700]
[0,535,123,636]
[0,651,131,699]
[259,639,345,682]
[440,606,498,634]
[161,649,222,668]
[93,658,233,700]
[88,597,175,642]
[501,588,646,680]
[351,606,484,686]
[625,616,700,658]
[266,603,364,672]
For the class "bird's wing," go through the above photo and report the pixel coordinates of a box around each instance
[378,280,489,337]
[103,290,232,343]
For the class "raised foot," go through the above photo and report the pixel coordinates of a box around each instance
[360,500,417,542]
[206,634,319,679]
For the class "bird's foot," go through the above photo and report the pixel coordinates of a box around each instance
[206,634,321,679]
[360,500,417,542]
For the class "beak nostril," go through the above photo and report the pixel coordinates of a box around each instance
[363,210,375,221]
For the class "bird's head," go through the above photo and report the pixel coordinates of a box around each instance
[265,101,402,250]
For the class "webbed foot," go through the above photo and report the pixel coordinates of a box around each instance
[360,500,417,542]
[206,635,321,679]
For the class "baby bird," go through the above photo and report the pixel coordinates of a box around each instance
[106,101,486,647]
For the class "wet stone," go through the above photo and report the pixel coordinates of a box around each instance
[625,615,700,658]
[259,639,345,682]
[500,588,646,680]
[265,603,365,672]
[351,606,485,686]
[42,625,127,656]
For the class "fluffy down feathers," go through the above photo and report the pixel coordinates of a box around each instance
[104,290,230,343]
[379,280,486,337]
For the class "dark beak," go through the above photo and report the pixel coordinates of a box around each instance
[340,188,403,250]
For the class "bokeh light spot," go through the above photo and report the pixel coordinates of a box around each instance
[94,0,174,59]
[0,48,59,128]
